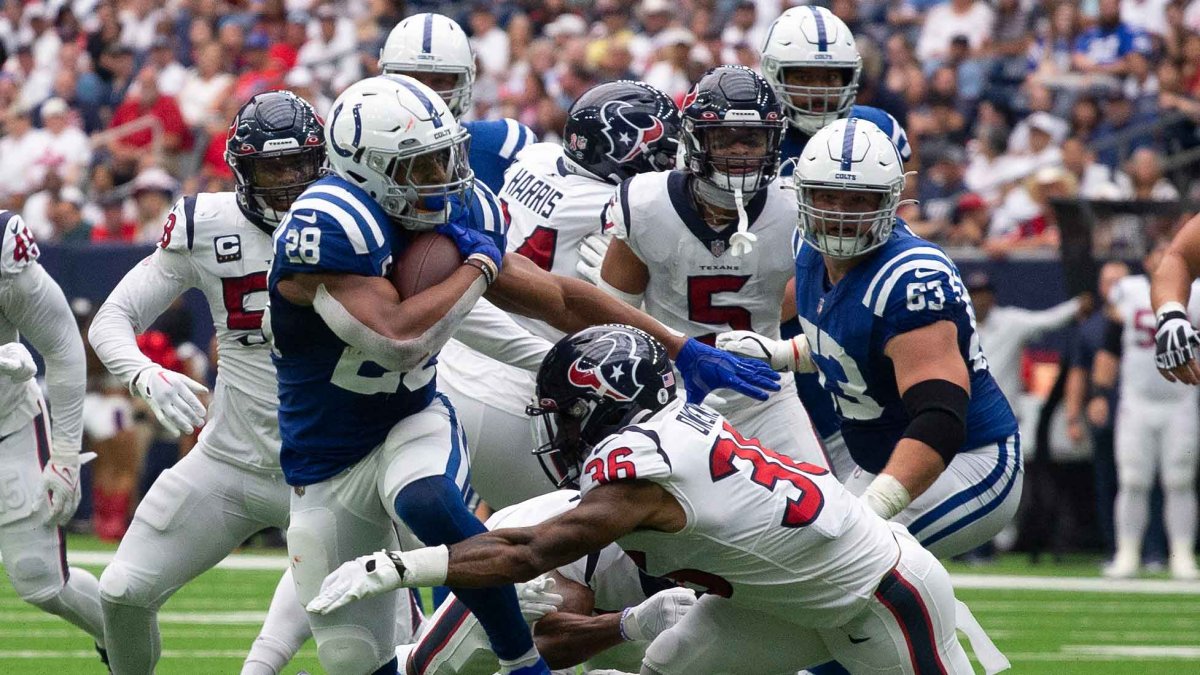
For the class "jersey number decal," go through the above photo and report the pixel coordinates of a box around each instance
[906,280,945,311]
[11,224,38,263]
[1133,308,1156,348]
[284,227,321,265]
[688,275,752,342]
[805,323,885,421]
[159,213,177,249]
[330,348,435,396]
[514,225,558,271]
[709,422,827,528]
[221,273,268,331]
[585,446,637,486]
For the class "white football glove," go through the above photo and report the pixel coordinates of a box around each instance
[576,231,612,285]
[516,576,564,624]
[42,453,82,526]
[715,330,816,373]
[0,342,37,381]
[307,550,403,615]
[619,587,698,642]
[1155,302,1200,381]
[131,365,208,437]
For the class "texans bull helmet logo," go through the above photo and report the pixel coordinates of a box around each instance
[599,100,666,165]
[566,329,645,403]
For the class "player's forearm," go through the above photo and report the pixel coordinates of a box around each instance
[560,275,685,355]
[881,440,946,501]
[1152,251,1197,313]
[1064,366,1088,419]
[17,266,86,455]
[438,528,570,587]
[533,611,623,669]
[1023,297,1082,336]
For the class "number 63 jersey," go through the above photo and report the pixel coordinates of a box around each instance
[793,224,1017,474]
[579,398,898,627]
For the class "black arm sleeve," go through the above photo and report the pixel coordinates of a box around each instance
[901,379,970,465]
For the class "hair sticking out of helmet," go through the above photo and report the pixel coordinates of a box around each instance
[526,325,676,489]
[794,117,907,259]
[761,6,862,134]
[225,90,326,232]
[562,80,682,185]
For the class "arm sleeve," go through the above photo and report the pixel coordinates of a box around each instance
[1008,297,1081,341]
[88,248,194,388]
[454,298,553,372]
[3,265,86,457]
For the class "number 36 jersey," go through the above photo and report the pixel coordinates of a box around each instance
[268,175,506,486]
[580,398,898,627]
[793,224,1017,473]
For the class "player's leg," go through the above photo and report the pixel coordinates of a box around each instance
[824,431,860,486]
[438,347,549,510]
[289,453,403,675]
[380,394,545,672]
[1109,401,1157,577]
[722,380,831,470]
[1161,398,1199,579]
[0,410,104,643]
[640,594,830,674]
[822,529,972,675]
[99,449,289,673]
[893,433,1023,558]
[242,568,313,675]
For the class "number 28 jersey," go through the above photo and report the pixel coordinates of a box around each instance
[580,399,898,628]
[793,224,1017,473]
[268,175,506,486]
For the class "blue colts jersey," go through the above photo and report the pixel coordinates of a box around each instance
[268,175,507,486]
[792,224,1016,473]
[464,119,535,193]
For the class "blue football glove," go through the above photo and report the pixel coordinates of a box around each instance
[674,338,781,403]
[436,219,504,270]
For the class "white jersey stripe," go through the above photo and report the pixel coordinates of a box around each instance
[499,119,521,158]
[290,197,370,254]
[863,245,955,309]
[870,259,956,316]
[304,185,386,248]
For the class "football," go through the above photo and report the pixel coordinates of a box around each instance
[392,231,463,299]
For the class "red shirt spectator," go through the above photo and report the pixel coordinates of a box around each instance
[108,66,194,157]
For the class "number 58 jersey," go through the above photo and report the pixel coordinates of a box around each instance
[580,398,898,628]
[793,225,1017,473]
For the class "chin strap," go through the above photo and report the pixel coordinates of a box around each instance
[729,188,756,257]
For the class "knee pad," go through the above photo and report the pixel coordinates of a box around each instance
[393,476,485,546]
[286,509,336,605]
[316,625,392,675]
[98,560,157,609]
[6,552,63,604]
[1119,472,1154,492]
[1163,472,1196,493]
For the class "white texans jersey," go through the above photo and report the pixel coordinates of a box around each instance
[604,171,798,342]
[502,142,616,342]
[0,214,43,433]
[90,193,280,471]
[579,399,899,628]
[1109,274,1200,402]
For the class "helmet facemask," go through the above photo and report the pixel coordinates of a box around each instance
[686,121,783,200]
[766,62,861,135]
[365,128,475,229]
[797,181,902,259]
[527,393,650,490]
[230,148,325,228]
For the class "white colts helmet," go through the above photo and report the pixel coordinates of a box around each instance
[326,74,474,229]
[379,13,476,118]
[761,6,862,135]
[795,118,905,259]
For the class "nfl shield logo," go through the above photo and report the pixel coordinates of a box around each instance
[710,240,727,257]
[817,297,825,315]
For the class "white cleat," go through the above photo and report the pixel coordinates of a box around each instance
[1170,554,1200,580]
[1103,555,1139,579]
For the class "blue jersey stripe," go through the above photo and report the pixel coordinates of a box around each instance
[812,6,828,51]
[437,394,464,481]
[394,77,444,129]
[422,13,434,53]
[183,196,197,250]
[839,117,857,171]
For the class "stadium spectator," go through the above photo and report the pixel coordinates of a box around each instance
[469,4,510,79]
[883,34,928,108]
[178,42,233,129]
[948,193,991,247]
[107,65,193,171]
[148,37,186,98]
[643,27,696,102]
[1120,0,1170,38]
[1072,0,1151,77]
[0,100,49,200]
[1119,147,1181,200]
[49,185,92,244]
[1092,89,1158,168]
[631,0,676,73]
[987,166,1076,257]
[1061,136,1124,198]
[129,166,176,244]
[92,193,138,243]
[907,145,969,242]
[916,0,995,68]
[38,97,91,187]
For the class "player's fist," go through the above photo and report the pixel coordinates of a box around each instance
[516,576,563,624]
[715,330,816,373]
[436,220,503,270]
[675,338,781,403]
[620,587,698,642]
[0,342,36,381]
[307,550,404,615]
[42,453,82,526]
[1155,302,1200,384]
[131,365,208,437]
[576,231,612,285]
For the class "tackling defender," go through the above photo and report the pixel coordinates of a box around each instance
[0,211,104,660]
[269,75,779,675]
[308,325,973,675]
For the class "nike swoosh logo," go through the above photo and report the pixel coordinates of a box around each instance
[294,212,317,224]
[849,635,870,644]
[913,269,940,279]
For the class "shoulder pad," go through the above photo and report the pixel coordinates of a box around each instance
[275,179,392,277]
[865,246,965,335]
[579,424,672,495]
[0,211,41,275]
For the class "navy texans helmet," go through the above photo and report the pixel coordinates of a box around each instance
[527,325,677,489]
[680,65,785,197]
[562,80,681,185]
[226,90,325,233]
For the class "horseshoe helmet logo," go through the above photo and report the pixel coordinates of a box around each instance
[599,100,666,165]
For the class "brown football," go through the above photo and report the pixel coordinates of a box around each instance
[392,232,463,299]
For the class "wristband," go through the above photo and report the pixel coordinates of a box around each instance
[618,607,636,641]
[862,473,912,520]
[396,545,450,587]
[1156,301,1188,324]
[464,253,497,286]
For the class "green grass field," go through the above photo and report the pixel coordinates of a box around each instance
[2,537,1199,674]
